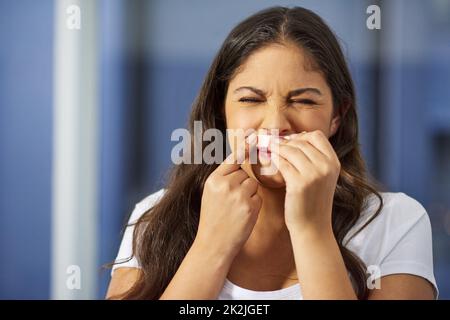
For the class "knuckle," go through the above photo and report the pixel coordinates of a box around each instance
[313,130,324,137]
[205,175,216,188]
[335,159,342,171]
[318,163,331,176]
[241,202,252,214]
[236,190,246,201]
[222,181,233,192]
[326,159,340,176]
[210,177,230,193]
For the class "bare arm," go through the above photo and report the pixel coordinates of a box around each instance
[160,149,260,299]
[272,131,357,299]
[159,240,232,299]
[107,147,260,300]
[289,230,437,300]
[106,267,141,299]
[106,241,232,300]
[290,228,358,299]
[368,274,436,300]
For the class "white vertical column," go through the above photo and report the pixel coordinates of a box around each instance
[52,0,98,299]
[379,0,404,191]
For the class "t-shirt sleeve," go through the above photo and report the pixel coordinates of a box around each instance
[376,193,439,298]
[110,189,165,277]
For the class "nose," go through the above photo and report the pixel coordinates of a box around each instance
[259,103,293,136]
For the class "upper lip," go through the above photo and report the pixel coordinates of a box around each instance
[257,146,271,153]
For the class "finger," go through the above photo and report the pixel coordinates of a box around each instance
[215,152,241,175]
[270,142,313,174]
[285,138,324,164]
[216,148,248,176]
[298,130,337,161]
[241,177,258,196]
[270,150,298,183]
[228,169,249,186]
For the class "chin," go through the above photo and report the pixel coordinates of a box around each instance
[241,162,286,189]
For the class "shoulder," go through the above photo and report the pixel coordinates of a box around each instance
[376,192,426,218]
[346,192,428,242]
[344,191,433,263]
[111,188,166,275]
[345,192,438,296]
[366,191,426,218]
[128,188,166,224]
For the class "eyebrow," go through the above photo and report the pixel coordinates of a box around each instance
[233,86,267,96]
[233,86,322,97]
[287,87,322,98]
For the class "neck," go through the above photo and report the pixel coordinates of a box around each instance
[255,186,287,234]
[243,185,293,255]
[230,184,297,283]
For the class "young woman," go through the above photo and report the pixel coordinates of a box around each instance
[107,6,438,300]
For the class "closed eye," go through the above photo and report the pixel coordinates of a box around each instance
[238,97,264,103]
[290,99,317,105]
[238,97,317,105]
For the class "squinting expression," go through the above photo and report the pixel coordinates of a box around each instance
[224,41,340,188]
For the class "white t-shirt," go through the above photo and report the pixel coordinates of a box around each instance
[111,189,438,299]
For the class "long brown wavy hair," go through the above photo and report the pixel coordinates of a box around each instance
[116,6,383,300]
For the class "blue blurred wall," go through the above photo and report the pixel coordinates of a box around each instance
[0,0,53,299]
[0,0,449,299]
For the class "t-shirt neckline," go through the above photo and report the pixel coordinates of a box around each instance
[222,278,301,299]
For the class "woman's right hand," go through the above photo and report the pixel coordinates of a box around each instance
[194,150,262,263]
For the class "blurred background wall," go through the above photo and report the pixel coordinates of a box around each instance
[0,0,449,299]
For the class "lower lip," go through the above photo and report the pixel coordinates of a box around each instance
[258,148,271,159]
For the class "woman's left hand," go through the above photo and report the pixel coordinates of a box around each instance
[269,130,341,236]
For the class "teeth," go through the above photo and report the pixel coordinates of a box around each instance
[257,134,271,148]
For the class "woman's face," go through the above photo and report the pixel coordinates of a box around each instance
[224,42,340,188]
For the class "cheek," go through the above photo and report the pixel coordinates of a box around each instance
[225,105,260,129]
[224,104,255,153]
[290,110,333,133]
[225,101,334,135]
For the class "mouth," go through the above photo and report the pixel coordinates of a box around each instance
[255,134,294,162]
[256,134,272,161]
[257,147,271,158]
[257,147,271,153]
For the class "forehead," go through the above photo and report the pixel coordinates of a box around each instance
[228,42,328,93]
